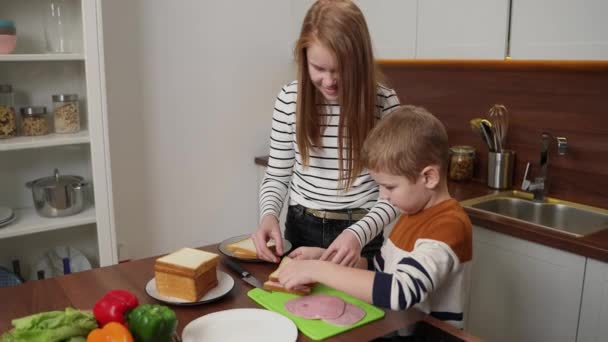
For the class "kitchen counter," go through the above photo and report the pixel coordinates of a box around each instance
[0,244,481,341]
[255,156,608,262]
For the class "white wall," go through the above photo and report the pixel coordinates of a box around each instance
[101,1,296,259]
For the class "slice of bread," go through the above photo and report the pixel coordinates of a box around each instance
[263,256,315,296]
[155,247,219,277]
[263,280,311,296]
[268,256,294,282]
[226,237,276,259]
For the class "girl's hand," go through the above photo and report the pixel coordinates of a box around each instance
[278,260,317,289]
[320,231,361,267]
[252,215,283,263]
[288,247,325,260]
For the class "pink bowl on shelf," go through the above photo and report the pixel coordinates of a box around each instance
[0,34,16,54]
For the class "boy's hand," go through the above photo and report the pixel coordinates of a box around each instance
[278,260,317,290]
[252,215,283,263]
[321,231,361,267]
[288,247,325,260]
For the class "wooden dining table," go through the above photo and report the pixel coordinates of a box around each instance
[0,244,481,341]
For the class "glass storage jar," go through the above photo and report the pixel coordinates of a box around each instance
[52,94,80,133]
[0,84,17,138]
[21,106,50,136]
[449,145,476,181]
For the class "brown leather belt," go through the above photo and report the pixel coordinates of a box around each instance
[304,207,369,221]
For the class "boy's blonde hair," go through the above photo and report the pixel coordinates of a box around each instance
[362,106,449,182]
[295,0,378,190]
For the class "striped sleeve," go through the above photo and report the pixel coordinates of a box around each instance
[345,200,399,246]
[344,87,401,246]
[371,239,459,311]
[259,84,297,220]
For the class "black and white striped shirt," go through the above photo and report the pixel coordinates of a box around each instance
[259,81,401,246]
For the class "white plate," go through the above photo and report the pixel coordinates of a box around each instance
[0,213,16,228]
[0,206,14,223]
[218,234,292,262]
[30,246,92,280]
[182,308,298,342]
[145,270,234,306]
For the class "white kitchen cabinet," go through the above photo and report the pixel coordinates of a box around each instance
[355,0,417,59]
[578,258,608,342]
[416,0,510,59]
[289,0,416,60]
[0,0,116,280]
[510,0,608,60]
[466,226,586,342]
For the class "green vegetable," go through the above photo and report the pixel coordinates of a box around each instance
[1,307,97,342]
[127,304,177,342]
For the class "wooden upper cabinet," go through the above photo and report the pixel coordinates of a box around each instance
[510,0,608,60]
[355,0,417,59]
[416,0,510,60]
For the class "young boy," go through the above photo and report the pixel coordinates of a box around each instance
[278,105,473,329]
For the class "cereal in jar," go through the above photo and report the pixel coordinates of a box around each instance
[21,106,50,136]
[0,84,17,138]
[449,145,476,181]
[52,94,80,133]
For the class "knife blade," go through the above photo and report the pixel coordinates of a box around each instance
[222,258,265,290]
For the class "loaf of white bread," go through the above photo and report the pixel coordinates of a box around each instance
[263,256,313,296]
[154,247,220,301]
[225,237,276,259]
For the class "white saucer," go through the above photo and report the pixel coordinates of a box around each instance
[182,308,297,342]
[145,270,234,306]
[0,206,14,223]
[0,213,16,228]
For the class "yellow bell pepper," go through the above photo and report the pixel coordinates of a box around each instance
[87,321,134,342]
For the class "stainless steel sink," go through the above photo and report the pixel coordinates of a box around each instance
[461,191,608,237]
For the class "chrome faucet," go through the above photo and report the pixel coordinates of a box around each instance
[521,132,568,202]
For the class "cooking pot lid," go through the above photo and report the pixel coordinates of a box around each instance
[33,169,83,188]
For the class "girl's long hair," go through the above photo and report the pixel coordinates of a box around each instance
[295,0,378,190]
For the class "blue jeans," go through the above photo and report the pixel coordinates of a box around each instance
[285,204,384,259]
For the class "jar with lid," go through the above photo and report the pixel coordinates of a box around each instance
[21,106,50,136]
[0,84,17,138]
[52,94,80,133]
[448,145,476,181]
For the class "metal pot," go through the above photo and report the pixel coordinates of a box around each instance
[26,169,88,217]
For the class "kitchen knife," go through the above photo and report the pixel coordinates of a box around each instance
[222,258,265,290]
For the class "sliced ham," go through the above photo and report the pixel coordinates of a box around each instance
[322,303,366,326]
[285,294,346,319]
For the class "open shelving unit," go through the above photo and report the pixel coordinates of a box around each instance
[0,0,116,281]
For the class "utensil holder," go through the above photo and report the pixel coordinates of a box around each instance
[488,150,515,189]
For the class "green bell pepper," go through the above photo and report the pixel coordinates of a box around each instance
[126,304,177,342]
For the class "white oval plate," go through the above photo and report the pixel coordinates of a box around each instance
[182,308,298,342]
[145,270,234,306]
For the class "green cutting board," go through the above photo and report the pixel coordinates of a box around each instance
[248,284,385,341]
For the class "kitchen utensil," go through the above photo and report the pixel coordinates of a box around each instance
[145,270,235,306]
[470,118,494,152]
[218,234,292,262]
[26,168,88,217]
[222,258,264,289]
[488,150,516,189]
[488,104,509,151]
[248,283,385,341]
[479,119,497,152]
[182,308,298,342]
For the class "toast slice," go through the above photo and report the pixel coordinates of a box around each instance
[263,280,312,296]
[226,237,276,259]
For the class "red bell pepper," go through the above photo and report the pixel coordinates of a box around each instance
[93,289,139,327]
